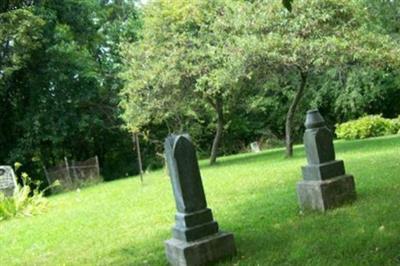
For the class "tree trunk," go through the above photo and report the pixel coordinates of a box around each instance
[285,71,308,157]
[210,96,224,165]
[133,133,143,183]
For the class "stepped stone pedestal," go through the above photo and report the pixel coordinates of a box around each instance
[164,134,236,266]
[297,110,357,212]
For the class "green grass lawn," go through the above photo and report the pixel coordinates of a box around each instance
[1,135,400,265]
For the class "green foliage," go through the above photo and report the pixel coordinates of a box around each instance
[391,116,400,134]
[0,167,58,221]
[282,0,293,12]
[239,0,400,155]
[335,115,400,140]
[0,184,45,221]
[0,1,142,182]
[120,0,248,131]
[121,0,256,163]
[0,8,45,82]
[121,0,400,160]
[312,68,400,123]
[2,0,400,180]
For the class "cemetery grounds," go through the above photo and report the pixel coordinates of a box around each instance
[0,135,399,265]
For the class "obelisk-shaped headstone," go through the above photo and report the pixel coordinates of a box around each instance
[164,134,236,266]
[297,110,357,211]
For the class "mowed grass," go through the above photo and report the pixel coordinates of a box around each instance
[1,135,400,266]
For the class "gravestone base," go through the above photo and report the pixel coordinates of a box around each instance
[0,187,15,197]
[301,160,345,181]
[165,232,236,266]
[173,221,219,242]
[297,174,356,212]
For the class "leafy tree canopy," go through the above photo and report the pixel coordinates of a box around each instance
[0,0,142,182]
[121,0,400,161]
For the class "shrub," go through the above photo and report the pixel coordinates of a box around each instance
[0,165,58,221]
[390,116,400,134]
[335,115,397,140]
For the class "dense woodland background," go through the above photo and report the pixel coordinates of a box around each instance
[1,0,400,184]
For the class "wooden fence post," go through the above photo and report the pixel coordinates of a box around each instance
[43,166,50,184]
[64,157,73,187]
[43,166,52,190]
[71,160,78,181]
[95,155,100,179]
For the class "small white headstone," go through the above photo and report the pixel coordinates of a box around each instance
[0,166,17,197]
[250,142,261,153]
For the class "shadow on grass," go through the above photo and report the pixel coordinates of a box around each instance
[222,198,399,264]
[200,146,306,171]
[107,135,400,265]
[106,234,169,266]
[219,146,400,265]
[335,135,400,154]
[203,135,400,171]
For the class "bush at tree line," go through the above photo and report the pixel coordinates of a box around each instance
[335,115,400,140]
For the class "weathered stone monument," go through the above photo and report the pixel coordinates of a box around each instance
[297,110,357,212]
[250,142,261,153]
[164,134,236,266]
[0,166,18,197]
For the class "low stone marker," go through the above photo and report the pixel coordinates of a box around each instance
[164,134,236,266]
[297,110,357,212]
[0,166,18,197]
[250,142,261,153]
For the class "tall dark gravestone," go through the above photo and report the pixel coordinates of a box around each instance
[297,110,357,212]
[164,134,236,266]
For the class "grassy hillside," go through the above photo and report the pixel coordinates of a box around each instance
[1,135,400,265]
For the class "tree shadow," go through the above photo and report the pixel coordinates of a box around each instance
[200,145,306,170]
[201,135,400,170]
[335,135,400,155]
[106,135,400,265]
[215,148,400,265]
